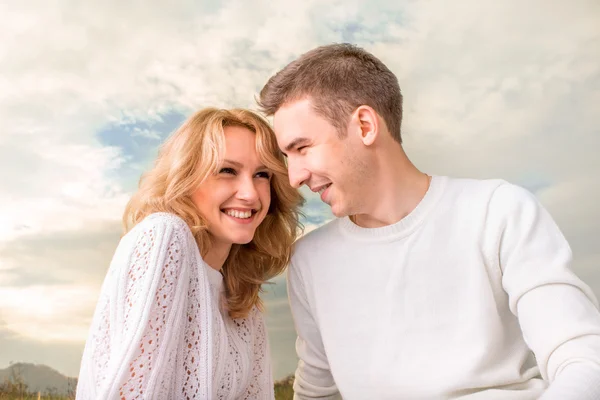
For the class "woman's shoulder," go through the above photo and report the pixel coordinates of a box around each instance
[120,212,196,251]
[246,304,267,322]
[134,212,192,235]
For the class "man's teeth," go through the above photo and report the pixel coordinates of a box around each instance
[225,210,252,219]
[318,185,330,195]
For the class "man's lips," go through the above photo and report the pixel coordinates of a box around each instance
[310,183,331,194]
[317,184,332,202]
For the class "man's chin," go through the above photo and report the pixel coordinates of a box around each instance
[329,204,350,218]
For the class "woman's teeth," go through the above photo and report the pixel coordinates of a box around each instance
[225,210,252,219]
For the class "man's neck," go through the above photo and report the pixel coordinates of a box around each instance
[351,146,430,228]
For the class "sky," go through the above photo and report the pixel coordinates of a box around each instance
[0,0,599,381]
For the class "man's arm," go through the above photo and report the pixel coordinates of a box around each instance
[491,183,600,399]
[287,259,341,399]
[539,355,600,399]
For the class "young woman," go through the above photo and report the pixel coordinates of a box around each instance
[76,108,303,399]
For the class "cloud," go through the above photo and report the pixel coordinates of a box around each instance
[0,131,128,241]
[0,222,122,351]
[536,176,600,295]
[0,285,98,343]
[0,221,121,287]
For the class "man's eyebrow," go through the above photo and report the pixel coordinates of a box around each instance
[284,137,310,153]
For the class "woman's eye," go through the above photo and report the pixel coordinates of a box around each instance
[256,171,272,179]
[219,167,236,175]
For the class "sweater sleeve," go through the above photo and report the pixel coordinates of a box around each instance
[490,183,600,398]
[243,307,275,399]
[287,259,341,400]
[99,216,200,399]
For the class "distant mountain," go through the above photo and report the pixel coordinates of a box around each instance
[0,363,77,396]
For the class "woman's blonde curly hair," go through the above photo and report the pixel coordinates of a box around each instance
[123,107,304,318]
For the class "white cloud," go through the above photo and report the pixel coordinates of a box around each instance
[0,222,120,287]
[0,134,128,241]
[0,284,99,342]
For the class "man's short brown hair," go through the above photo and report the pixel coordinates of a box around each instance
[258,43,403,143]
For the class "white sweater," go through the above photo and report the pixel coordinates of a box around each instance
[76,212,274,399]
[288,176,600,400]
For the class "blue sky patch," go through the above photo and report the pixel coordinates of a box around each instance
[98,109,187,163]
[97,109,189,191]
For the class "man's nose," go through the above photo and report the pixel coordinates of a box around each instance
[287,158,310,189]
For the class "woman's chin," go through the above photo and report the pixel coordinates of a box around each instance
[230,234,255,245]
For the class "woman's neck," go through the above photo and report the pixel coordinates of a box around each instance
[203,240,231,271]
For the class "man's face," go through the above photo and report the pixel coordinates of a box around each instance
[273,97,367,217]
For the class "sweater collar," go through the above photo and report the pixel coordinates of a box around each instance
[205,264,224,288]
[338,175,446,241]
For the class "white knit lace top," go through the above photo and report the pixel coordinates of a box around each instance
[76,212,274,399]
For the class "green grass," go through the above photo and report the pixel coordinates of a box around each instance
[274,374,295,400]
[0,395,70,400]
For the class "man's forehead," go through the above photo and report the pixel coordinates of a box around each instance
[277,97,313,115]
[273,101,314,129]
[272,111,300,141]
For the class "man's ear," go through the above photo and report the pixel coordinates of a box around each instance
[351,105,379,146]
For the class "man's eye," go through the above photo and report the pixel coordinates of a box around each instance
[219,167,236,175]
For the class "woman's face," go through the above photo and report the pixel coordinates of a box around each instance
[191,125,272,248]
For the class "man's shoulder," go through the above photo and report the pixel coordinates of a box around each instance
[443,175,507,193]
[293,218,343,256]
[446,176,536,202]
[441,176,521,205]
[441,176,544,225]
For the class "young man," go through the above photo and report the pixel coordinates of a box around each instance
[258,44,600,399]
